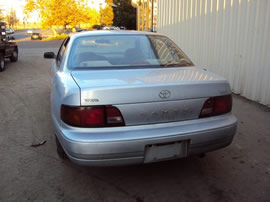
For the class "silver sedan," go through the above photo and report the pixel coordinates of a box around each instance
[44,31,237,166]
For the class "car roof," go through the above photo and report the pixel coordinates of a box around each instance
[69,30,161,40]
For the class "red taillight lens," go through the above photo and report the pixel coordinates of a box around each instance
[199,95,232,118]
[215,95,232,115]
[80,107,105,127]
[61,105,81,127]
[61,105,125,127]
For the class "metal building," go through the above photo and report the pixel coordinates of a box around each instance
[132,0,270,106]
[157,0,270,106]
[131,0,158,31]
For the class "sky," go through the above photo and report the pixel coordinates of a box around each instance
[0,0,105,22]
[0,0,25,21]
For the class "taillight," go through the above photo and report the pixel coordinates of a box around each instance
[61,105,125,127]
[80,107,105,127]
[199,95,232,118]
[106,106,125,127]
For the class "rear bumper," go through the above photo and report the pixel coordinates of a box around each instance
[53,113,237,166]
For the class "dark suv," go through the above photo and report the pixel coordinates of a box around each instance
[0,22,18,72]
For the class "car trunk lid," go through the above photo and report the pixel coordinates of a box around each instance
[71,66,231,126]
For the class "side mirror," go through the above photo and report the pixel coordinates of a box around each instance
[44,52,56,59]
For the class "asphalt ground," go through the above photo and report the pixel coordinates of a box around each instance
[0,39,269,201]
[9,29,54,42]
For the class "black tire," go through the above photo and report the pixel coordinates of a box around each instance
[55,135,67,159]
[0,55,5,72]
[10,48,18,62]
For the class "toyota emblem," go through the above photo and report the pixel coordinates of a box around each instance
[159,90,171,99]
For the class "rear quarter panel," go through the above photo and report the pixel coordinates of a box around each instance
[51,67,80,127]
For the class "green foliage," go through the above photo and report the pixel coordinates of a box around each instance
[113,0,136,30]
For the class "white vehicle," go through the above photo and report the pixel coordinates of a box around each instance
[27,30,33,34]
[6,29,14,34]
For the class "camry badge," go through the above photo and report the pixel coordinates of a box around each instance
[159,90,171,99]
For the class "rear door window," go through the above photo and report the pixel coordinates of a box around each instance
[56,37,70,67]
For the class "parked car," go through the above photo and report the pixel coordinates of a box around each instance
[64,29,72,34]
[92,25,103,30]
[76,28,88,32]
[44,31,237,166]
[119,26,127,30]
[0,22,18,72]
[31,33,42,40]
[102,26,119,30]
[6,28,14,34]
[27,29,33,34]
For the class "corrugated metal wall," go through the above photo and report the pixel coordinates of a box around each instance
[157,0,270,106]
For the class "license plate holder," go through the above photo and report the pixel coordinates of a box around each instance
[144,141,189,163]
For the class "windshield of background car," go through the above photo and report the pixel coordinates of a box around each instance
[68,34,193,69]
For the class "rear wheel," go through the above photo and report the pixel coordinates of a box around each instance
[10,49,18,62]
[0,55,5,72]
[55,134,67,159]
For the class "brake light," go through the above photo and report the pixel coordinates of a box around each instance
[199,95,232,118]
[61,105,125,127]
[80,107,105,127]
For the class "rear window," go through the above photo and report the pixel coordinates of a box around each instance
[68,34,193,69]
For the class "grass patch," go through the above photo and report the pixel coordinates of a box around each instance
[43,34,68,41]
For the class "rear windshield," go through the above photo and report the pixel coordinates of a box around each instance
[68,34,193,69]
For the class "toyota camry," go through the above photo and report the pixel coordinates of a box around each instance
[44,31,237,166]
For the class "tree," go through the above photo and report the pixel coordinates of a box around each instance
[6,8,19,28]
[101,7,114,26]
[24,0,100,34]
[101,0,114,26]
[113,0,136,30]
[0,6,5,21]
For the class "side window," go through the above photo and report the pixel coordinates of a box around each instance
[56,37,70,67]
